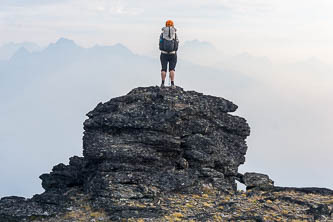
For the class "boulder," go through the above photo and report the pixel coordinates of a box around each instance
[237,172,274,190]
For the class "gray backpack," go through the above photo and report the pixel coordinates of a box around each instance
[159,28,178,52]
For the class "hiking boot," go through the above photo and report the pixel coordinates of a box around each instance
[160,83,165,88]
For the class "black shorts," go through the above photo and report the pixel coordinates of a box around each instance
[160,53,177,72]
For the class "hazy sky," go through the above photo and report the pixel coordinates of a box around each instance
[1,0,333,63]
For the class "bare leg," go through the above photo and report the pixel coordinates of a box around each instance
[161,71,166,81]
[161,71,166,87]
[169,70,175,81]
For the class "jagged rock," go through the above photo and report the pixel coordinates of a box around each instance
[39,156,87,191]
[82,86,250,198]
[237,172,274,190]
[0,196,61,220]
[1,86,332,221]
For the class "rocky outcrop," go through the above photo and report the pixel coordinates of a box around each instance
[236,172,274,191]
[1,86,332,222]
[39,156,87,191]
[82,86,249,199]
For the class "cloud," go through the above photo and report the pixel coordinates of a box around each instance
[0,0,69,7]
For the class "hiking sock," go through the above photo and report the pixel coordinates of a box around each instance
[161,80,165,87]
[171,81,174,86]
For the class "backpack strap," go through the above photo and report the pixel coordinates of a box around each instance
[174,33,179,52]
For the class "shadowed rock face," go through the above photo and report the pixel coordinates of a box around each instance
[82,86,250,197]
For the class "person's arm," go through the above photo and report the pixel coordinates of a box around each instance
[159,33,163,50]
[174,33,179,51]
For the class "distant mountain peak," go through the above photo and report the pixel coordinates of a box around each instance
[44,38,80,54]
[91,42,133,55]
[0,42,41,60]
[54,38,78,47]
[15,47,29,54]
[10,47,30,60]
[113,42,127,49]
[113,43,133,53]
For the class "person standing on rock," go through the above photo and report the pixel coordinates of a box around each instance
[159,20,179,87]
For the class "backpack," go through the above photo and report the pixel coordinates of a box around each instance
[159,28,178,52]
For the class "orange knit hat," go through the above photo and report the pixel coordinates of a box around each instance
[166,20,174,27]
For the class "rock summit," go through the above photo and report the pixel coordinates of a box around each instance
[1,86,332,222]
